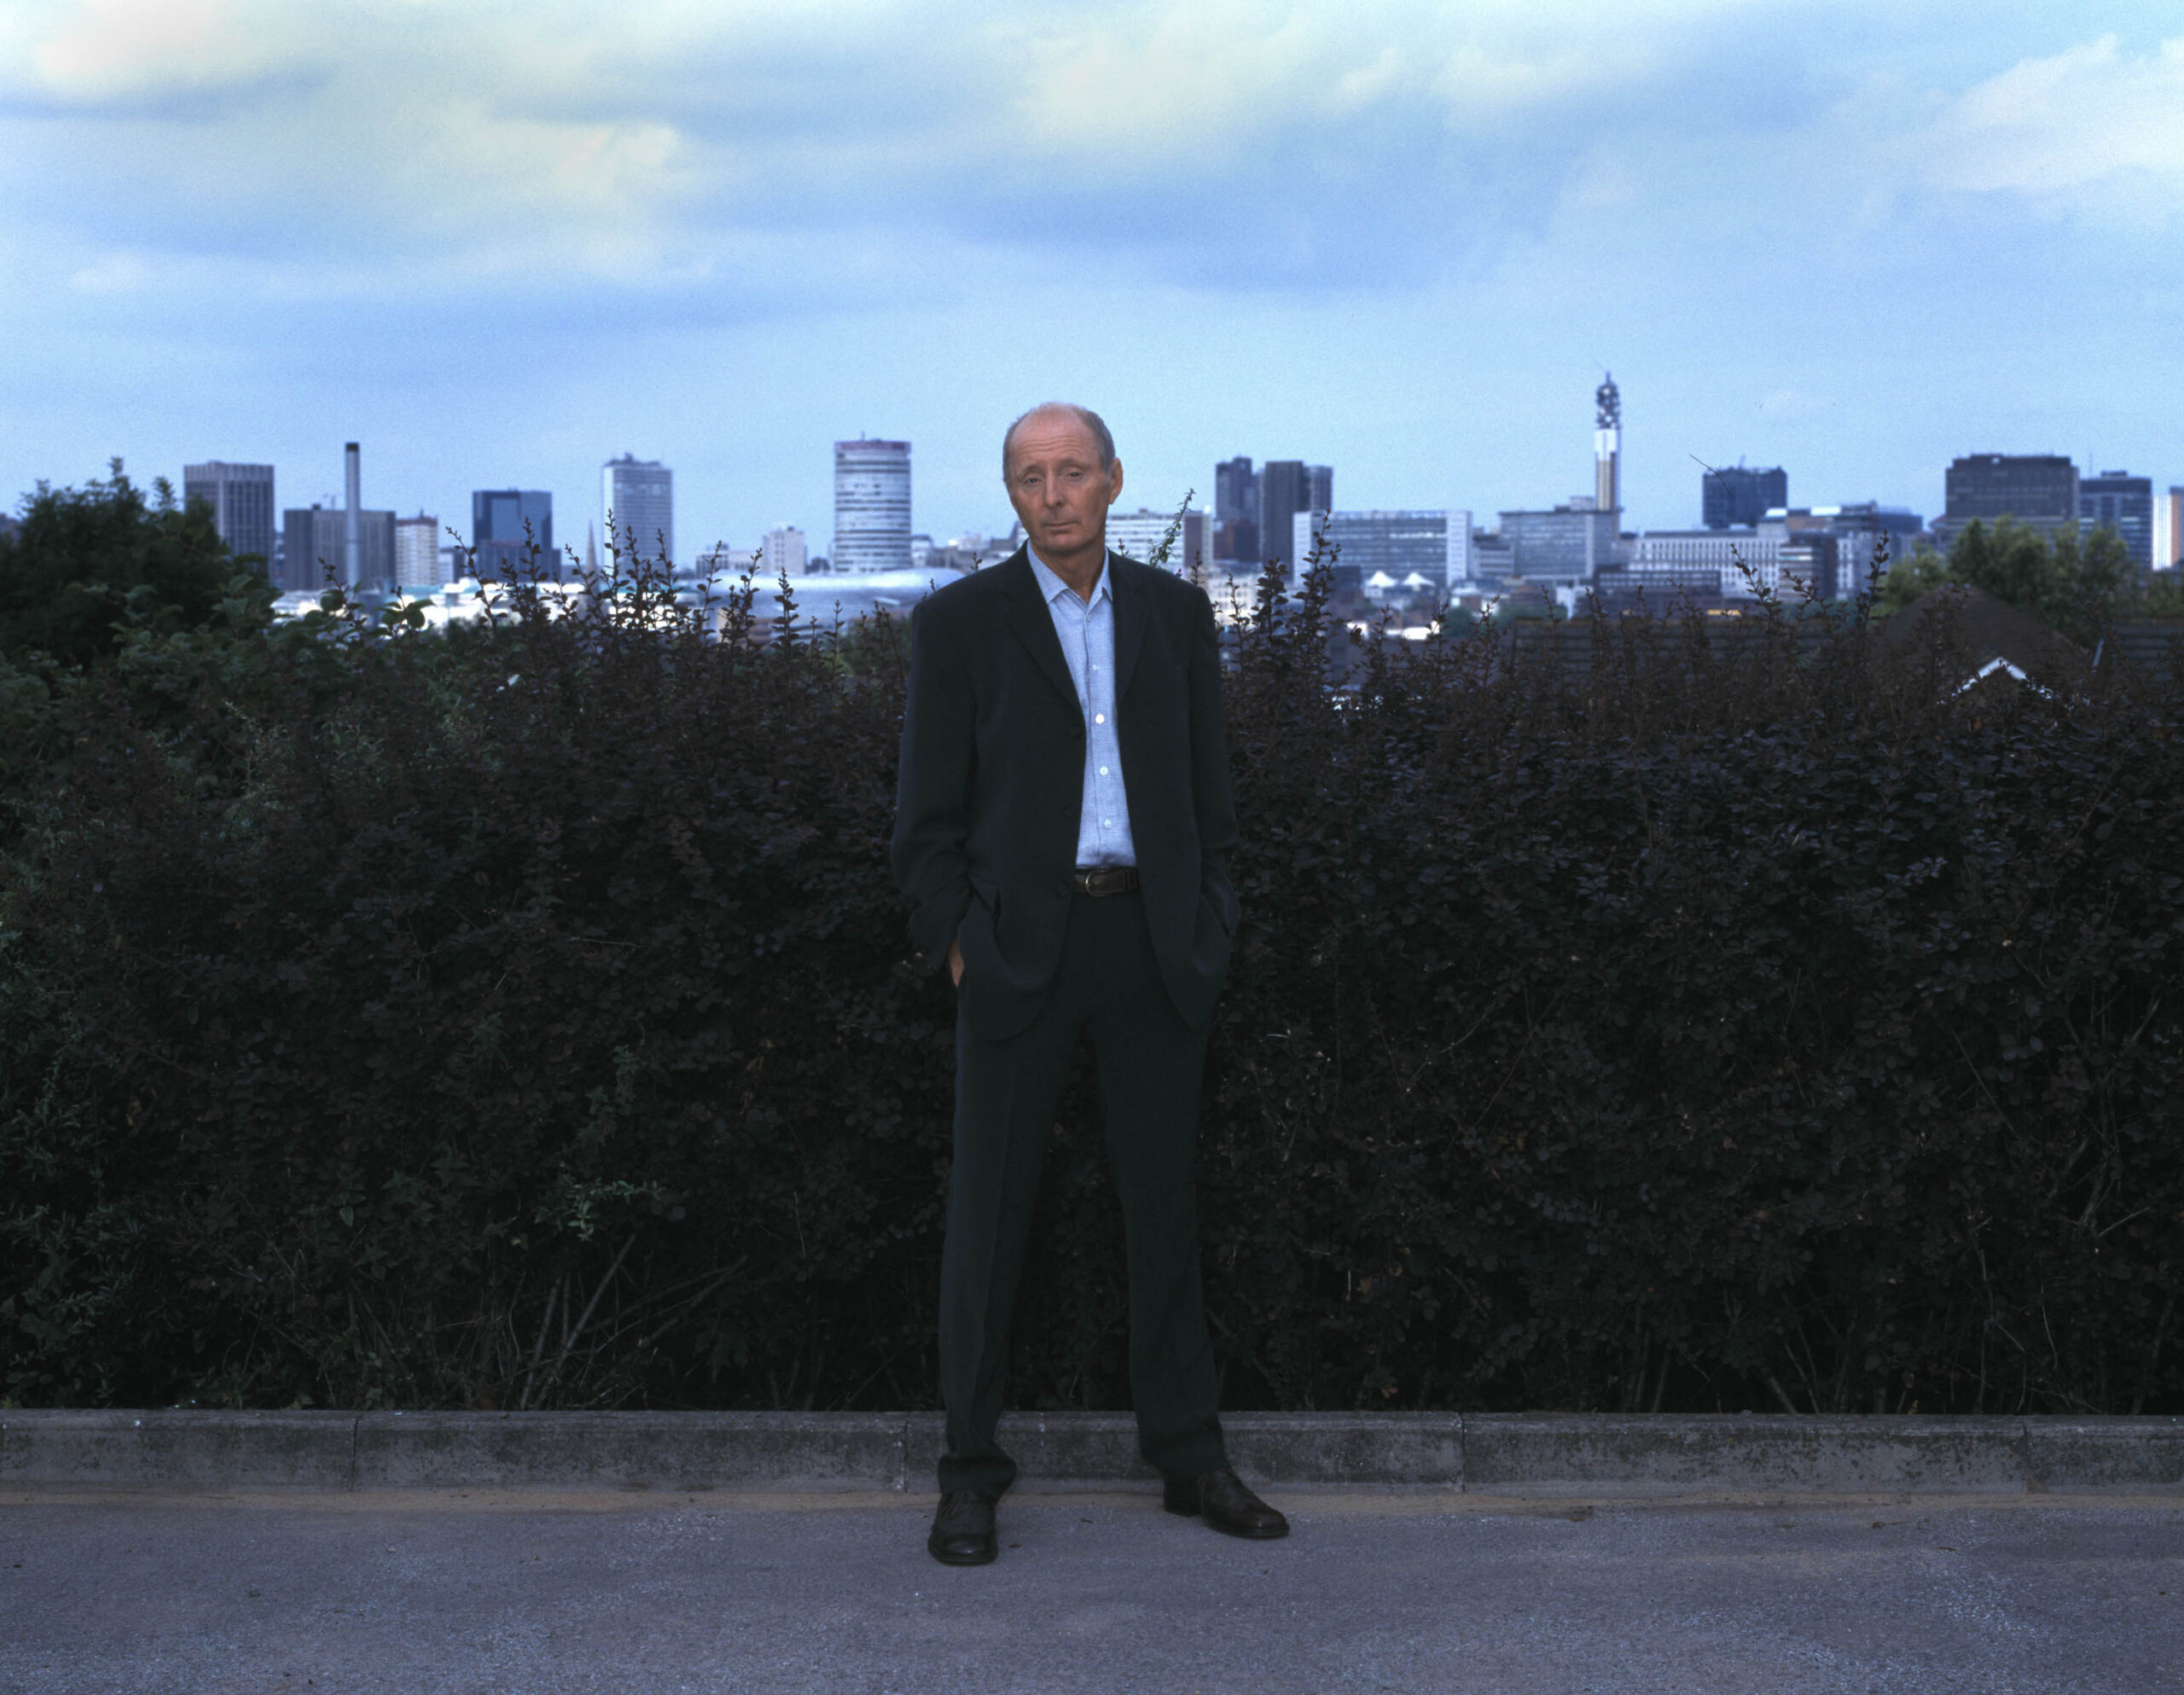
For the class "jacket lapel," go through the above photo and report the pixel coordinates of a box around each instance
[1110,552,1149,702]
[995,549,1080,711]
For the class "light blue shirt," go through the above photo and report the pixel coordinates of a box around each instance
[1027,547,1136,868]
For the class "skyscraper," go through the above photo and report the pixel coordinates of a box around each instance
[182,461,276,568]
[1213,456,1258,563]
[1700,464,1787,530]
[1937,455,2077,549]
[1594,374,1622,515]
[2159,487,2183,570]
[471,490,556,580]
[1257,460,1332,572]
[2078,471,2153,569]
[832,438,912,574]
[602,454,674,567]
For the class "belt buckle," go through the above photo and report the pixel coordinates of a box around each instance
[1076,865,1134,897]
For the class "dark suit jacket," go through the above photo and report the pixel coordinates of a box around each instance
[891,546,1240,1042]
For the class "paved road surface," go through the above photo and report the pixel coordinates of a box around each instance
[3,1487,2178,1692]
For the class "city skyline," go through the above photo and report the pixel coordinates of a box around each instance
[146,409,2178,592]
[4,4,2180,553]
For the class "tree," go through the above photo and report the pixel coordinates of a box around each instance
[0,461,260,668]
[1878,517,2135,644]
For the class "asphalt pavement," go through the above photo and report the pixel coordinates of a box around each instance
[3,1486,2179,1693]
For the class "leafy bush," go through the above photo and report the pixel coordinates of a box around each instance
[2,521,2179,1414]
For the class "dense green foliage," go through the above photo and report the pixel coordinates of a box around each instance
[0,464,257,670]
[2,488,2180,1415]
[1878,516,2182,638]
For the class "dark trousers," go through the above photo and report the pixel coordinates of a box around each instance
[937,889,1228,1496]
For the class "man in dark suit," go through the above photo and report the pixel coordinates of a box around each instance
[892,403,1288,1566]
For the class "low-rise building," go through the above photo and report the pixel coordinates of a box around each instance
[1497,498,1622,583]
[282,504,394,595]
[1107,508,1211,572]
[1291,509,1472,598]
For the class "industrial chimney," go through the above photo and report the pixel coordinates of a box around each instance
[344,442,362,590]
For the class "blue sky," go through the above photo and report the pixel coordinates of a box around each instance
[3,1,2180,560]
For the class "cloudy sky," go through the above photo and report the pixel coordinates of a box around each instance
[4,1,2180,560]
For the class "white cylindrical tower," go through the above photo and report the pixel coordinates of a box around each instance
[832,438,912,574]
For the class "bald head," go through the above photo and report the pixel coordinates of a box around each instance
[1002,403,1115,476]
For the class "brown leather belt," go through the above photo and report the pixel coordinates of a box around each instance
[1072,864,1141,897]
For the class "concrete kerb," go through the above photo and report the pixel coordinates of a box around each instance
[3,1409,2179,1497]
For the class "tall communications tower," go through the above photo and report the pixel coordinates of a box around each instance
[1594,374,1622,516]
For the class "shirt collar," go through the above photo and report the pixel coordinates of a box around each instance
[1026,545,1112,609]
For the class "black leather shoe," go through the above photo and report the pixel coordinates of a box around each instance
[1162,1468,1289,1539]
[927,1488,998,1565]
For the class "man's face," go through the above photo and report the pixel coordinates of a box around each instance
[1004,412,1123,563]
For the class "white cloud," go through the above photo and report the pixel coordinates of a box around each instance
[67,249,155,293]
[19,0,306,106]
[1922,33,2184,215]
[5,0,1789,296]
[1757,387,1827,421]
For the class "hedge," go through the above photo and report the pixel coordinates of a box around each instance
[3,554,2180,1415]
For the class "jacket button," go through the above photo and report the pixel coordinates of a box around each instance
[1054,879,1071,898]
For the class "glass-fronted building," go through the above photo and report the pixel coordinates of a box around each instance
[471,490,555,580]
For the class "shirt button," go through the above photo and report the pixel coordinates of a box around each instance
[1094,712,1106,723]
[1099,765,1109,775]
[1103,819,1112,827]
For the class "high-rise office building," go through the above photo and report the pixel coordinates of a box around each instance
[1701,464,1787,530]
[471,490,555,580]
[394,515,441,590]
[2078,471,2153,569]
[183,461,276,568]
[1937,454,2078,549]
[761,525,808,578]
[832,438,912,574]
[1594,374,1622,515]
[2158,487,2184,570]
[1257,460,1332,572]
[281,506,394,594]
[1213,456,1258,562]
[602,454,673,566]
